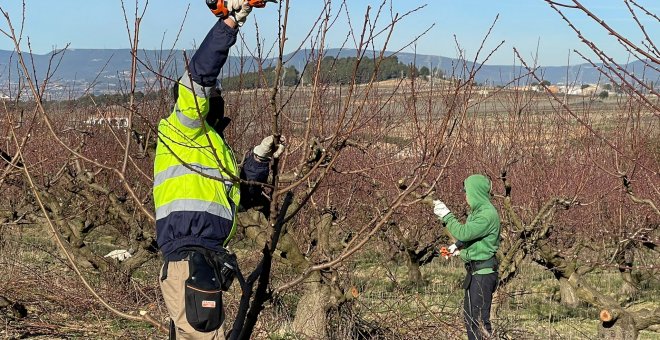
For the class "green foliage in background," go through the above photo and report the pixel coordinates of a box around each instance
[302,55,418,85]
[222,66,300,91]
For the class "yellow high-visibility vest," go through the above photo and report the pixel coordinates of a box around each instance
[153,73,240,256]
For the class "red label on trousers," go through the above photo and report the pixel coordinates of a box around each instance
[202,301,216,308]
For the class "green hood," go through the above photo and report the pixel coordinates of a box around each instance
[443,174,500,273]
[464,174,492,210]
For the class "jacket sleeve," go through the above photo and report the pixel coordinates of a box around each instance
[443,213,491,242]
[239,152,270,210]
[173,20,238,133]
[189,19,238,87]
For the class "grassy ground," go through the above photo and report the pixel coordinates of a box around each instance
[349,254,660,340]
[2,224,659,339]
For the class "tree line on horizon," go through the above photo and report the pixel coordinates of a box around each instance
[221,55,440,90]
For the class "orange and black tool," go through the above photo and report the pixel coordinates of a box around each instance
[206,0,229,18]
[206,0,277,18]
[248,0,277,8]
[440,247,451,259]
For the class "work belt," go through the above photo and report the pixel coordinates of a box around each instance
[462,256,498,290]
[160,246,238,291]
[464,256,498,274]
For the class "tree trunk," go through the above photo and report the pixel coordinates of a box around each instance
[619,271,639,297]
[405,251,424,286]
[559,276,579,307]
[293,211,345,338]
[598,308,639,339]
[240,208,345,339]
[618,247,639,299]
[291,272,342,340]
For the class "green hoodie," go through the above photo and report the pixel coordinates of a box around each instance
[443,174,500,275]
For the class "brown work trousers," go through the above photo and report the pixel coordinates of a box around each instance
[161,260,225,340]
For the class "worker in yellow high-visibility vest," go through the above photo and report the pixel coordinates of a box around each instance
[153,2,284,338]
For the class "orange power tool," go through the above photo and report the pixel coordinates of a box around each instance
[206,0,277,18]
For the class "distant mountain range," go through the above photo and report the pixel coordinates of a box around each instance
[0,48,657,98]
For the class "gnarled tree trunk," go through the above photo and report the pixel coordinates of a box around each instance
[617,246,639,299]
[598,308,638,339]
[499,172,660,338]
[404,253,424,285]
[559,276,579,307]
[290,209,346,339]
[291,272,344,339]
[240,207,347,339]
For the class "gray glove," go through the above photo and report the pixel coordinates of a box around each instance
[226,0,252,26]
[253,135,285,160]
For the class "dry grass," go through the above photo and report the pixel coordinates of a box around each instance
[1,211,659,339]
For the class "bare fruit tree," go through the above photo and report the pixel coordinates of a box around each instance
[490,1,659,338]
[0,0,657,339]
[0,0,463,338]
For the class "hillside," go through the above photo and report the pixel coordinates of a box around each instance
[0,48,657,98]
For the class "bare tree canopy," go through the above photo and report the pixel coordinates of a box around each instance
[0,1,658,339]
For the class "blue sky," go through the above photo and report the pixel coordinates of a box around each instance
[0,1,657,66]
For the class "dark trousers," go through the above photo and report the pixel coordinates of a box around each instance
[463,272,497,340]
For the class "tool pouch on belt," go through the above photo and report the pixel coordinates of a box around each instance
[204,248,238,292]
[185,251,224,332]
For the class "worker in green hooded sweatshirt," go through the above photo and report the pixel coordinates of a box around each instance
[432,174,500,340]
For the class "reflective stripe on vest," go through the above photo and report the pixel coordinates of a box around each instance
[154,163,233,188]
[176,73,211,129]
[155,199,233,221]
[174,103,202,129]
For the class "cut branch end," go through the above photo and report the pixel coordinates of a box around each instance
[600,308,620,323]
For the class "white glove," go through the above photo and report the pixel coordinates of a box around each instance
[226,0,252,26]
[225,0,246,11]
[253,135,285,160]
[448,243,461,256]
[433,200,451,219]
[104,249,132,262]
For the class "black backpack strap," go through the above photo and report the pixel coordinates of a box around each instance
[169,319,177,340]
[161,260,170,281]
